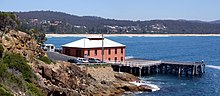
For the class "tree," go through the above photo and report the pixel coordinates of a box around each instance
[0,12,19,32]
[27,29,47,44]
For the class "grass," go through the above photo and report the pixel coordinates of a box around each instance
[2,53,34,80]
[38,56,53,64]
[25,82,44,96]
[0,71,24,95]
[0,44,3,51]
[0,87,13,96]
[0,53,44,95]
[0,53,30,90]
[0,84,13,96]
[0,63,7,77]
[0,44,4,57]
[0,12,44,95]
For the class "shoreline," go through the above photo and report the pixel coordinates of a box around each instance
[46,34,220,37]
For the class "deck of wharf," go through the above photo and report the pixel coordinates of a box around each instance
[111,59,205,77]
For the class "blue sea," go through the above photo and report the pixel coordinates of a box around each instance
[46,36,220,96]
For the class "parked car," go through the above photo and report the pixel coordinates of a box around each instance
[88,58,101,63]
[67,59,82,64]
[77,58,89,63]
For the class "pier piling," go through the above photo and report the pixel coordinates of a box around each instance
[139,67,142,76]
[111,59,205,77]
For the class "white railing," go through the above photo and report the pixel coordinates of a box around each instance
[109,60,162,67]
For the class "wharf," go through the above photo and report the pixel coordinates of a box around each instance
[111,59,205,77]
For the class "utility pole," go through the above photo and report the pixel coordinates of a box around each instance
[102,32,104,63]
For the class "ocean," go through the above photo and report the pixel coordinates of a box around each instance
[46,36,220,96]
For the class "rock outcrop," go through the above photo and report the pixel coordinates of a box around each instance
[0,30,153,95]
[32,61,153,96]
[0,30,45,62]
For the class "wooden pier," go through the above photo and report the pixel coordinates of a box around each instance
[111,59,205,77]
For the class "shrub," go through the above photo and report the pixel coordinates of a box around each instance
[0,68,26,94]
[25,82,44,96]
[0,63,7,77]
[38,56,52,64]
[2,53,34,80]
[0,53,44,95]
[0,84,13,96]
[0,12,19,31]
[27,29,47,44]
[0,44,4,58]
[0,87,13,96]
[0,44,4,53]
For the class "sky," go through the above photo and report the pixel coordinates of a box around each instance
[1,0,220,21]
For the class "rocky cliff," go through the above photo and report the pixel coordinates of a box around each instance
[1,30,45,61]
[0,12,152,96]
[0,29,153,95]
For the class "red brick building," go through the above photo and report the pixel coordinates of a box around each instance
[62,37,126,62]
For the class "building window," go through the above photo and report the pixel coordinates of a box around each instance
[115,57,117,62]
[88,50,90,56]
[95,50,97,55]
[108,49,111,55]
[76,50,81,57]
[46,46,50,51]
[115,48,117,54]
[121,48,123,54]
[121,57,123,62]
[65,48,70,55]
[108,58,111,61]
[51,46,54,49]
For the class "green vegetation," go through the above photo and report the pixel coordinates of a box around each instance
[0,53,29,95]
[27,29,47,44]
[0,63,7,77]
[25,82,44,96]
[0,12,47,44]
[0,44,4,53]
[0,12,19,25]
[0,71,25,92]
[39,56,53,64]
[2,53,34,80]
[0,12,19,32]
[0,44,4,59]
[14,11,220,34]
[0,12,45,95]
[0,84,13,96]
[0,43,6,77]
[0,53,44,95]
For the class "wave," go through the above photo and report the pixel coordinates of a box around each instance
[46,34,172,38]
[129,81,160,92]
[180,83,187,86]
[125,56,134,59]
[107,35,170,37]
[46,36,53,38]
[46,34,86,38]
[206,65,220,70]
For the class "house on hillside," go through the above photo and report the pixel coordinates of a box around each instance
[61,37,126,62]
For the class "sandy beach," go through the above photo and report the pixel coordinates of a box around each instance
[46,34,220,37]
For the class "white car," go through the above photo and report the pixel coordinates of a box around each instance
[77,58,89,63]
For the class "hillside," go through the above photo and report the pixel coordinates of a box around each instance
[211,20,220,24]
[0,12,153,96]
[14,11,220,34]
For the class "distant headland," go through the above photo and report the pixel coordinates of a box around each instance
[13,11,220,34]
[46,34,220,37]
